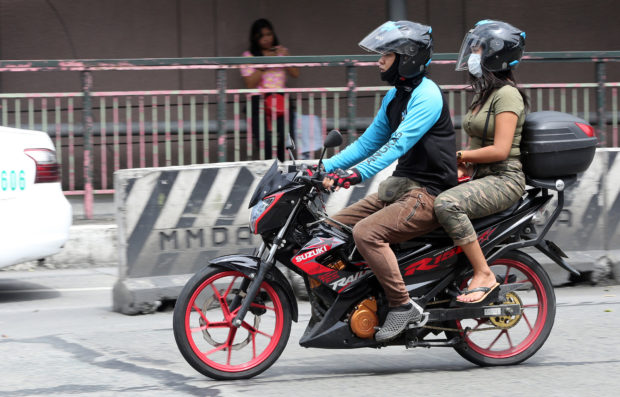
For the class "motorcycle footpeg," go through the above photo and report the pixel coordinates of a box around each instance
[407,312,430,329]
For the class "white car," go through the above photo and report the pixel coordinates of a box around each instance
[0,126,72,268]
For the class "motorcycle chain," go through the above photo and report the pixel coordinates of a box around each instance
[421,323,499,333]
[426,299,451,306]
[421,298,518,333]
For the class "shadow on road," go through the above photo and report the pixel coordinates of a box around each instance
[0,280,60,302]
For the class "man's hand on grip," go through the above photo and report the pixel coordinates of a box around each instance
[324,168,361,189]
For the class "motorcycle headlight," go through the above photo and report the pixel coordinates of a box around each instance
[250,196,275,234]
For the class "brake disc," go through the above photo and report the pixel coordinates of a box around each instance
[198,289,260,350]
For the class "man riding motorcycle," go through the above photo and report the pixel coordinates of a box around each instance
[321,20,457,342]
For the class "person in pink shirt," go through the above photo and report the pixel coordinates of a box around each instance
[241,18,299,161]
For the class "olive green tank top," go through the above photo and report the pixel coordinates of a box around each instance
[462,85,525,159]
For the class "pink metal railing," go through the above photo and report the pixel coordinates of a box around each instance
[0,82,618,213]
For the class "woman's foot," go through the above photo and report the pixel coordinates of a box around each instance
[458,271,498,303]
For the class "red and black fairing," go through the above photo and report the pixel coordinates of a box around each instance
[291,226,500,295]
[250,159,306,235]
[398,227,498,295]
[252,185,305,235]
[291,235,371,293]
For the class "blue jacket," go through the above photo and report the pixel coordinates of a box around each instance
[323,77,457,195]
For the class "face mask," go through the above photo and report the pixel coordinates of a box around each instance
[381,54,401,85]
[467,53,483,78]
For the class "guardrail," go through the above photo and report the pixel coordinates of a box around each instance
[1,51,619,218]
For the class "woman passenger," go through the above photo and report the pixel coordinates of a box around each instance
[434,20,529,304]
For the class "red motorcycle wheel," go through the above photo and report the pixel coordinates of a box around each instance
[173,266,292,380]
[447,250,556,366]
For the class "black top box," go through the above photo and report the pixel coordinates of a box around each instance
[520,111,598,179]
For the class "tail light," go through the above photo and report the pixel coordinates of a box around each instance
[24,148,61,183]
[576,122,595,137]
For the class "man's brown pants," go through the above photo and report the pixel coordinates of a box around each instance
[331,188,439,307]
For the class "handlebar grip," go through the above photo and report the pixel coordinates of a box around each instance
[299,175,328,190]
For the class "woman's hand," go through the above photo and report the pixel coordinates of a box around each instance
[275,46,289,56]
[264,46,288,56]
[457,163,471,178]
[274,45,299,78]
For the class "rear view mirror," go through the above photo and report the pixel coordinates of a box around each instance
[323,130,343,149]
[286,133,296,152]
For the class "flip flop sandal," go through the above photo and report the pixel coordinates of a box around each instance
[455,282,500,306]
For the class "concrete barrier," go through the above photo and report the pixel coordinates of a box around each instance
[112,150,620,314]
[539,149,619,251]
[113,161,270,313]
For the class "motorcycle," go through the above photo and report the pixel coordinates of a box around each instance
[173,126,590,380]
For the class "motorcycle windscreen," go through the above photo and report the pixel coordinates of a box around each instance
[248,159,294,208]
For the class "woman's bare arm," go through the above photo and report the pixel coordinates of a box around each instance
[459,112,518,164]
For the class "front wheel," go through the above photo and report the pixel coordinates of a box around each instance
[446,250,556,366]
[173,266,292,380]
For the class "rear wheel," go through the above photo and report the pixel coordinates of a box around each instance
[446,250,556,366]
[173,266,292,380]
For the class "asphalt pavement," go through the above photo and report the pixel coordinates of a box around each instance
[0,266,619,397]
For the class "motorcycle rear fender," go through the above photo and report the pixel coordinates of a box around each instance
[210,254,298,322]
[535,239,580,276]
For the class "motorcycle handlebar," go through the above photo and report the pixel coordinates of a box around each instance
[298,174,325,188]
[298,172,333,192]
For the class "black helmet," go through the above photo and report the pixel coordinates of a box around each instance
[456,20,526,72]
[359,20,433,78]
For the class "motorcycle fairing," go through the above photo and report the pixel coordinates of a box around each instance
[300,189,548,297]
[299,282,380,349]
[292,236,347,272]
[248,159,294,208]
[291,234,376,292]
[335,209,534,296]
[254,185,305,235]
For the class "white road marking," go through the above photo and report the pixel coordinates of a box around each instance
[0,286,112,294]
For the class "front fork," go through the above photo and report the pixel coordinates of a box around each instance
[231,200,301,327]
[227,244,267,314]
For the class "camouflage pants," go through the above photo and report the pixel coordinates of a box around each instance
[434,160,526,246]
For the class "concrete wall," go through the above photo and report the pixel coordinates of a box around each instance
[1,0,619,94]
